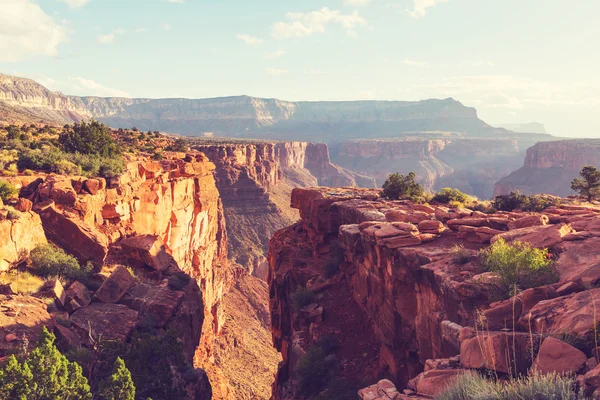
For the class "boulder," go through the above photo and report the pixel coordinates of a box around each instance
[93,266,135,303]
[70,303,138,342]
[120,283,184,327]
[14,198,32,212]
[418,219,445,234]
[35,202,108,265]
[555,238,600,284]
[35,279,66,307]
[82,178,104,195]
[0,211,47,272]
[120,235,173,271]
[460,332,532,375]
[415,369,470,397]
[37,176,78,207]
[65,281,92,307]
[531,336,587,375]
[458,226,504,244]
[358,379,402,400]
[508,214,549,230]
[491,223,574,249]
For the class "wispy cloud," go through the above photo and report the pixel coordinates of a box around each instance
[97,28,126,44]
[272,7,366,39]
[344,0,371,7]
[135,28,148,33]
[58,0,91,8]
[69,77,130,97]
[406,0,448,19]
[0,0,68,62]
[402,59,430,68]
[266,68,288,76]
[163,24,172,31]
[264,48,286,59]
[237,34,263,47]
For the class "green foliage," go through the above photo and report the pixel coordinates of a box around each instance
[97,357,136,400]
[381,172,424,201]
[152,152,163,161]
[29,244,89,280]
[6,125,20,140]
[292,288,316,310]
[0,179,18,202]
[295,336,341,397]
[167,271,192,291]
[166,138,189,152]
[520,195,560,212]
[572,166,600,201]
[480,238,556,294]
[0,327,92,400]
[54,159,82,175]
[0,271,45,294]
[59,120,119,157]
[493,191,559,212]
[432,188,472,205]
[435,372,589,400]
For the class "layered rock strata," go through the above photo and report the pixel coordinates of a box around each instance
[269,187,600,399]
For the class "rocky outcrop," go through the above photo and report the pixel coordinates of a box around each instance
[333,138,527,199]
[269,187,600,399]
[0,208,47,271]
[495,139,600,197]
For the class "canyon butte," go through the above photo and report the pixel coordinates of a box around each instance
[2,73,600,399]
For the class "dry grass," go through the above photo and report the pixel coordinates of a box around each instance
[0,271,45,294]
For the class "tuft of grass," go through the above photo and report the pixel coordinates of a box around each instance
[292,288,316,310]
[0,271,45,294]
[451,244,470,265]
[436,372,589,400]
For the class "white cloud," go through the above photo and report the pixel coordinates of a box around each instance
[69,77,130,97]
[266,68,288,76]
[58,0,91,8]
[163,24,172,31]
[237,34,263,47]
[135,28,148,33]
[402,59,430,68]
[168,0,184,3]
[344,0,371,7]
[97,28,125,44]
[0,0,68,62]
[406,0,448,19]
[272,7,366,39]
[265,48,286,59]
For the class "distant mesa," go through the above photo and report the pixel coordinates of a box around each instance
[496,122,548,134]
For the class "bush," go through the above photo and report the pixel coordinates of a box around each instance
[97,357,136,400]
[292,288,316,310]
[480,238,557,294]
[0,179,18,202]
[451,245,470,265]
[492,191,527,211]
[432,188,471,205]
[29,244,86,280]
[381,172,424,201]
[296,336,341,397]
[448,200,463,209]
[54,159,82,176]
[520,195,560,212]
[436,372,589,400]
[59,120,119,157]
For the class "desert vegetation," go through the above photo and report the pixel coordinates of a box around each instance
[492,191,560,212]
[381,172,424,201]
[572,165,600,202]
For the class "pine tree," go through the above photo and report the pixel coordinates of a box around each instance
[571,165,600,201]
[98,357,136,400]
[0,355,33,400]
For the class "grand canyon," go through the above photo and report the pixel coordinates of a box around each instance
[1,66,600,400]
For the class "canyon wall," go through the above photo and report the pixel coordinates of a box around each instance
[333,138,526,199]
[269,186,600,399]
[193,141,375,279]
[495,139,600,197]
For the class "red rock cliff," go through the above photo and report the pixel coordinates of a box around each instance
[495,139,600,197]
[269,187,600,398]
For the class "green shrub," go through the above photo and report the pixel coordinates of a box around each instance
[451,245,470,265]
[381,172,424,201]
[520,195,561,212]
[296,347,330,397]
[0,179,18,202]
[29,244,87,280]
[54,159,82,176]
[152,152,163,161]
[492,191,527,211]
[432,188,471,205]
[97,357,136,400]
[292,288,316,310]
[436,372,589,400]
[59,120,119,157]
[480,238,557,294]
[0,271,45,294]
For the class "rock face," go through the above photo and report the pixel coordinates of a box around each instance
[495,139,600,196]
[193,141,374,278]
[0,209,47,271]
[268,187,600,399]
[333,138,529,199]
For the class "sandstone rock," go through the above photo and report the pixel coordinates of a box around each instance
[460,332,532,375]
[508,214,549,230]
[120,282,184,327]
[93,266,135,303]
[458,225,504,244]
[556,279,585,296]
[358,379,402,400]
[531,336,587,375]
[0,294,54,355]
[35,202,108,265]
[65,281,91,307]
[70,303,138,342]
[556,238,600,284]
[415,369,469,397]
[54,324,82,351]
[37,175,78,207]
[14,198,32,212]
[418,219,445,234]
[83,178,104,195]
[35,279,66,307]
[120,235,173,271]
[0,211,47,272]
[491,223,574,249]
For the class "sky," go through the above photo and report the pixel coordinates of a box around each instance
[1,0,599,137]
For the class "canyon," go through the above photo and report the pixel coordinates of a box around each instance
[268,186,600,399]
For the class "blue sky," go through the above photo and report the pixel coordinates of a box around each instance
[1,0,599,137]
